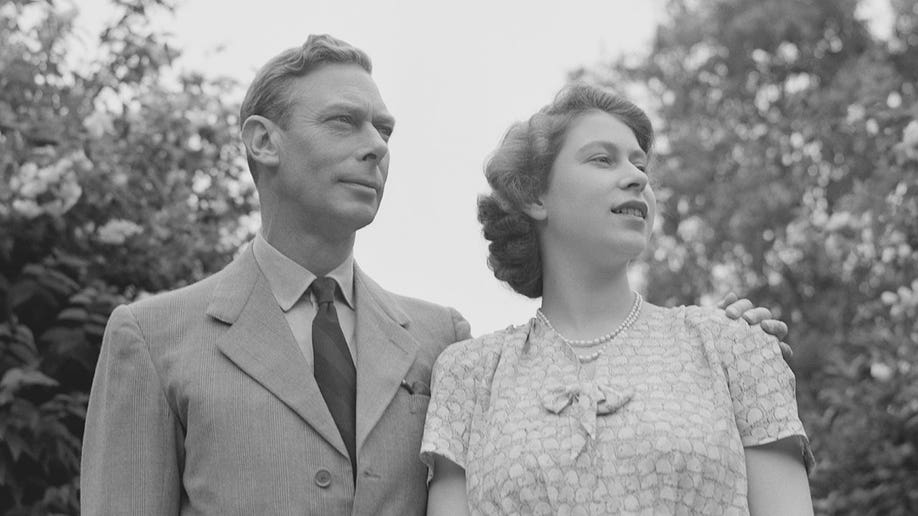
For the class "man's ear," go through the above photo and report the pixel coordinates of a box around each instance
[522,197,548,221]
[241,115,281,168]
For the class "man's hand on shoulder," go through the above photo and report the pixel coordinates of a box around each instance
[718,292,792,361]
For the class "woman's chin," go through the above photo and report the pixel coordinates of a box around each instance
[610,238,648,260]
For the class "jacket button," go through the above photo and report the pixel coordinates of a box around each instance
[314,469,332,488]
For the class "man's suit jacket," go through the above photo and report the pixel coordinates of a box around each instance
[80,246,471,515]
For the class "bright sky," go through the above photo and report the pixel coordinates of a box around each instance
[74,0,662,334]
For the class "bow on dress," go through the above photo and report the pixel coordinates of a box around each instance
[540,378,633,459]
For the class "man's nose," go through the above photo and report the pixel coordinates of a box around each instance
[359,124,389,163]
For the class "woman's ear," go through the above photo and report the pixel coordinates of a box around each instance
[522,197,548,221]
[241,115,281,168]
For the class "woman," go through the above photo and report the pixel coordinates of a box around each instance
[421,84,813,515]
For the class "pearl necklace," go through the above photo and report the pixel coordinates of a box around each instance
[536,293,643,363]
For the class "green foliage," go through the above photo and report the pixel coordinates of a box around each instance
[0,0,257,511]
[582,0,918,513]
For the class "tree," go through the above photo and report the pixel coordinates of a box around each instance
[0,0,258,511]
[580,0,918,513]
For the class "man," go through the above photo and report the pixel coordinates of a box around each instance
[80,34,787,515]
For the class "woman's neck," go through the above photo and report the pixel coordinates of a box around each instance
[539,256,636,342]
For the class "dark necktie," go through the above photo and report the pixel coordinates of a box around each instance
[310,277,357,477]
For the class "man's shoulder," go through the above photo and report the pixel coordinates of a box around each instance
[127,268,225,314]
[357,271,470,342]
[379,288,465,335]
[356,270,458,320]
[128,245,257,314]
[385,290,451,316]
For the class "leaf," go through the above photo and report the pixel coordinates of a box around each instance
[56,307,88,323]
[88,312,110,326]
[21,264,46,278]
[2,339,40,365]
[8,278,39,309]
[0,367,59,391]
[68,292,94,305]
[84,321,106,342]
[38,269,81,298]
[43,329,95,371]
[40,326,85,350]
[3,430,31,462]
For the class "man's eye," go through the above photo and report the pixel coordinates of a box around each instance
[331,115,354,124]
[377,126,394,139]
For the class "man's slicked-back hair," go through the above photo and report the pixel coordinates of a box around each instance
[239,34,373,178]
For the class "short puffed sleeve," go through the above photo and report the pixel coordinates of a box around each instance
[419,340,480,478]
[687,306,815,472]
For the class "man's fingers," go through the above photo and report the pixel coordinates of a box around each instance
[723,298,753,319]
[741,307,774,325]
[778,341,794,360]
[717,292,738,310]
[760,319,789,340]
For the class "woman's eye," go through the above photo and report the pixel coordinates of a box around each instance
[591,155,613,165]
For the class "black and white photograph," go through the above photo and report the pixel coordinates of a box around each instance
[1,0,916,514]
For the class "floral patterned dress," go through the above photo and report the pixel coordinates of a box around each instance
[420,304,813,515]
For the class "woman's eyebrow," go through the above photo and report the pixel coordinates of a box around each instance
[578,140,647,161]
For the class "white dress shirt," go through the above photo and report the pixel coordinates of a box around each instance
[252,232,357,367]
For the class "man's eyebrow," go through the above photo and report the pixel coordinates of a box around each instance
[318,101,362,114]
[319,102,395,127]
[374,113,396,128]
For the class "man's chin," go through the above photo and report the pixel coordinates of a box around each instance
[346,206,380,231]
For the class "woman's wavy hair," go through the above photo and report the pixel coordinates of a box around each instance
[477,83,654,298]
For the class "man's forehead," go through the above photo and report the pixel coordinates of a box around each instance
[289,66,390,114]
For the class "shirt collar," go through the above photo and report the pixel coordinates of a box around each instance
[252,232,355,312]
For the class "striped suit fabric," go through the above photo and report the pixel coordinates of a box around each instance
[80,245,471,515]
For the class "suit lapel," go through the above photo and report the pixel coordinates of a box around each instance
[207,246,348,458]
[353,267,418,452]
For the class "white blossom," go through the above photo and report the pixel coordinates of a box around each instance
[880,291,898,305]
[12,199,42,218]
[83,110,114,139]
[846,104,865,123]
[96,219,144,245]
[870,362,893,382]
[825,211,853,232]
[903,120,918,149]
[192,173,212,194]
[676,215,704,241]
[9,152,87,218]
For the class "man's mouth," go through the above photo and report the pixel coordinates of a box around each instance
[342,180,379,191]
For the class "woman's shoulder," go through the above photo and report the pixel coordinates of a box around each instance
[675,304,758,336]
[434,322,531,375]
[673,304,782,364]
[642,302,775,355]
[637,303,729,332]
